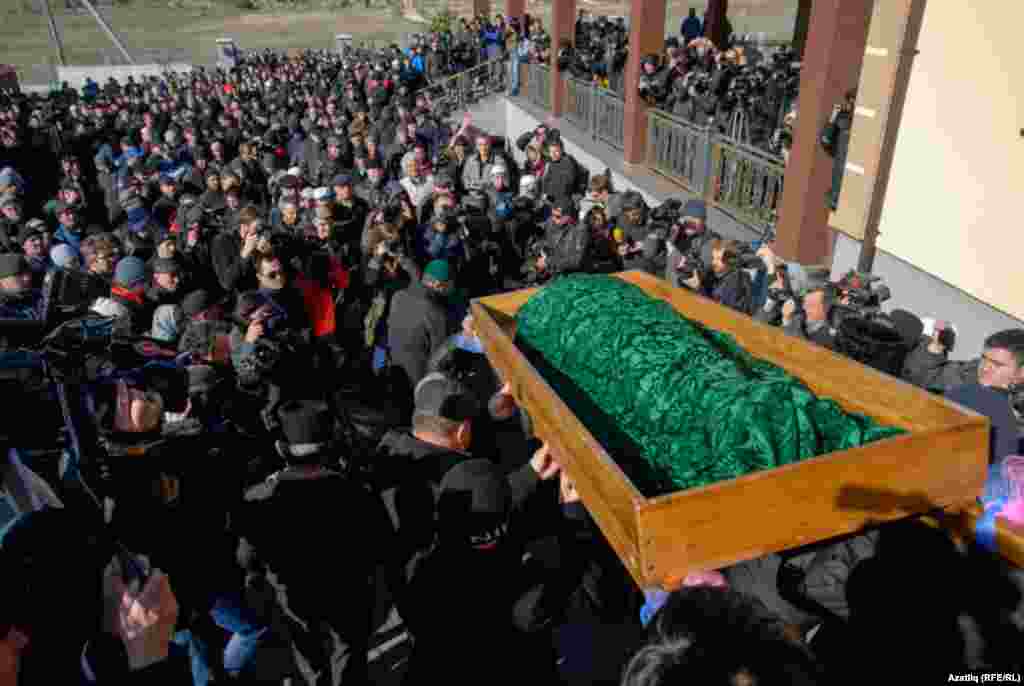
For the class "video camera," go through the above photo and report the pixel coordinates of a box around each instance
[836,270,891,311]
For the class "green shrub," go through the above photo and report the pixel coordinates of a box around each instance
[430,6,453,33]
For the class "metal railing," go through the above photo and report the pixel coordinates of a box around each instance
[593,88,625,150]
[524,62,551,111]
[646,109,712,195]
[564,77,625,150]
[416,55,507,119]
[707,138,785,229]
[510,70,787,234]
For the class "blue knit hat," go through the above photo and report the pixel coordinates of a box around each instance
[114,256,147,288]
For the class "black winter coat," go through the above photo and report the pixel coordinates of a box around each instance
[386,281,456,391]
[543,219,592,277]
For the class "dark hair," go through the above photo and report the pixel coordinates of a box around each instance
[622,587,823,686]
[984,329,1024,367]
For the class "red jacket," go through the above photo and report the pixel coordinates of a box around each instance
[295,257,349,338]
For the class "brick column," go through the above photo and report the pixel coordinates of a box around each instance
[550,0,576,117]
[792,0,813,58]
[703,0,729,48]
[505,0,524,22]
[775,0,874,266]
[621,0,666,165]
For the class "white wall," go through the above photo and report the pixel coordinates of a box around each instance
[875,3,1024,320]
[57,64,194,90]
[832,233,1024,361]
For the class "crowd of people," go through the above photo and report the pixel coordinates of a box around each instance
[0,23,1021,686]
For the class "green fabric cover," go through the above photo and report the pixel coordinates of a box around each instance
[515,275,904,496]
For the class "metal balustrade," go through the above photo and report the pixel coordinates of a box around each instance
[415,56,507,116]
[593,88,625,150]
[708,138,785,230]
[524,62,551,110]
[647,109,712,194]
[564,77,625,150]
[511,75,786,233]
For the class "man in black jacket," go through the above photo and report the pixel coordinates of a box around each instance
[663,199,721,288]
[236,399,391,684]
[374,373,480,591]
[387,259,458,400]
[537,197,592,279]
[904,328,1024,395]
[211,206,267,294]
[540,136,587,207]
[682,238,752,315]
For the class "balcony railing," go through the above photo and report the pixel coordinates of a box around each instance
[565,77,626,150]
[523,62,552,111]
[708,138,785,230]
[416,56,507,116]
[646,110,712,195]
[512,74,785,234]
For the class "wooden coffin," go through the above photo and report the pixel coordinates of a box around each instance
[471,271,990,588]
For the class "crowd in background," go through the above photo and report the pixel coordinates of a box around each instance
[0,21,1021,686]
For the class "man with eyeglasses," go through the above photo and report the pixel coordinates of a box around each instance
[905,329,1024,395]
[904,328,1024,460]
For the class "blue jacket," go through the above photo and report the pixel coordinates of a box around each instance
[681,15,703,43]
[53,224,85,262]
[419,225,465,264]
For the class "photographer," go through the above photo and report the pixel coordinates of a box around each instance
[780,280,838,350]
[821,90,856,210]
[534,197,591,280]
[684,238,753,315]
[752,249,808,327]
[419,210,466,268]
[612,191,651,273]
[230,264,311,432]
[0,255,43,342]
[211,206,267,295]
[663,199,720,287]
[903,328,1024,397]
[637,54,673,107]
[457,189,504,297]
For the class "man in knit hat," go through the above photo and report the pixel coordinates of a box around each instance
[0,254,43,332]
[0,194,24,253]
[91,255,151,334]
[19,220,52,287]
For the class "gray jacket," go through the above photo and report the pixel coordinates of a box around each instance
[902,340,979,393]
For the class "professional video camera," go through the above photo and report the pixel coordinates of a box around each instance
[834,270,892,313]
